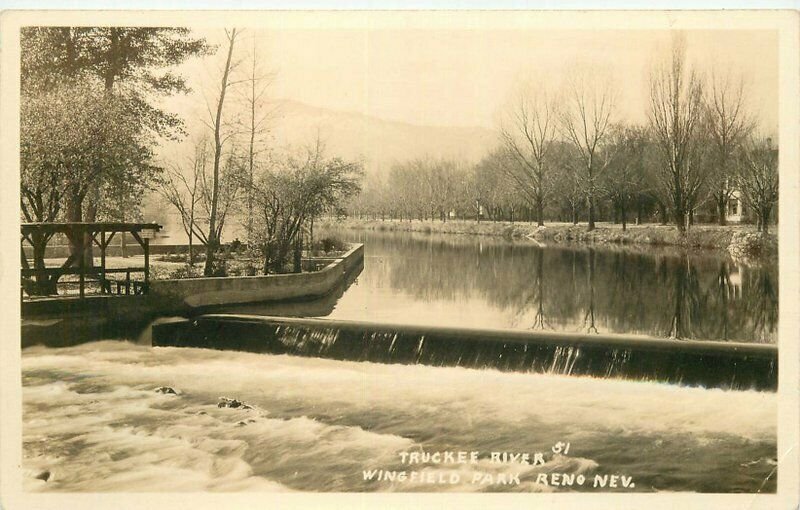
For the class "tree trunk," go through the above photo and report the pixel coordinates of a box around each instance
[309,217,314,256]
[188,230,194,266]
[674,206,686,233]
[271,244,285,274]
[621,200,627,231]
[262,242,272,274]
[82,193,98,267]
[717,195,727,226]
[537,201,544,227]
[204,28,237,277]
[587,195,596,231]
[293,235,302,273]
[760,209,770,233]
[65,187,84,266]
[31,233,57,295]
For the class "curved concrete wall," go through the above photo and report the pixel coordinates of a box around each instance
[149,244,363,310]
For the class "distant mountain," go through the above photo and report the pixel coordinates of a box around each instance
[267,99,499,176]
[146,100,499,243]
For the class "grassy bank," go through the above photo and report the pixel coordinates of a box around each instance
[320,218,777,260]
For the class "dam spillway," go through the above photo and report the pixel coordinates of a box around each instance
[150,314,777,391]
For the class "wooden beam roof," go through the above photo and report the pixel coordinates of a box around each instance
[21,222,162,236]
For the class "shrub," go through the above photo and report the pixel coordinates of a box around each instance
[167,264,204,279]
[728,231,777,261]
[226,259,258,277]
[156,253,189,263]
[149,265,173,280]
[313,235,348,254]
[229,238,243,252]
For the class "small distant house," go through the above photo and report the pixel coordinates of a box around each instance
[726,190,744,224]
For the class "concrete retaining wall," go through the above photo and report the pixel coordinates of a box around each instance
[149,244,364,310]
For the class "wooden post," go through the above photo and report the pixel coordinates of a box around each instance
[100,231,106,294]
[144,238,150,293]
[126,270,131,295]
[21,244,30,270]
[77,228,85,299]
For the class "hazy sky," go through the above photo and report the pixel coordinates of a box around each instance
[176,28,778,133]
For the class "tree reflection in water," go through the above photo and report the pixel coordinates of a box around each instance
[661,254,703,339]
[325,229,777,343]
[530,247,549,330]
[583,248,598,334]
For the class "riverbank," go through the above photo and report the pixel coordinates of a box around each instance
[320,218,777,261]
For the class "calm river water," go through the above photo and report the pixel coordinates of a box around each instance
[22,229,778,493]
[319,229,778,343]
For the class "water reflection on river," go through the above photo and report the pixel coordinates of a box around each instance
[317,229,777,343]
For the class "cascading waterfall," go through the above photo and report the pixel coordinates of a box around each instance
[152,314,777,391]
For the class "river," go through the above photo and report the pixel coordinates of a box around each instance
[317,229,777,343]
[21,229,778,493]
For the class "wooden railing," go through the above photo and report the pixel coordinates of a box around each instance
[21,266,149,298]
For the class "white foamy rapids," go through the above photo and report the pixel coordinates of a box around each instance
[23,381,290,491]
[22,341,776,491]
[23,379,413,492]
[24,341,775,440]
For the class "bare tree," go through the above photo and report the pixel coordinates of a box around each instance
[736,136,778,233]
[705,71,753,225]
[158,139,210,264]
[549,141,584,225]
[198,147,244,258]
[559,68,616,231]
[249,140,362,274]
[470,149,513,222]
[648,34,706,232]
[604,125,649,231]
[203,28,240,276]
[239,34,277,240]
[500,89,556,226]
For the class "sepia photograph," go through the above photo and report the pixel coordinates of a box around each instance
[1,7,799,509]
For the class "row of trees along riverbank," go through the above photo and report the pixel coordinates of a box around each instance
[345,36,778,235]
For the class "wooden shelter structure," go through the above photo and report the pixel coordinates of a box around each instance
[21,222,162,299]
